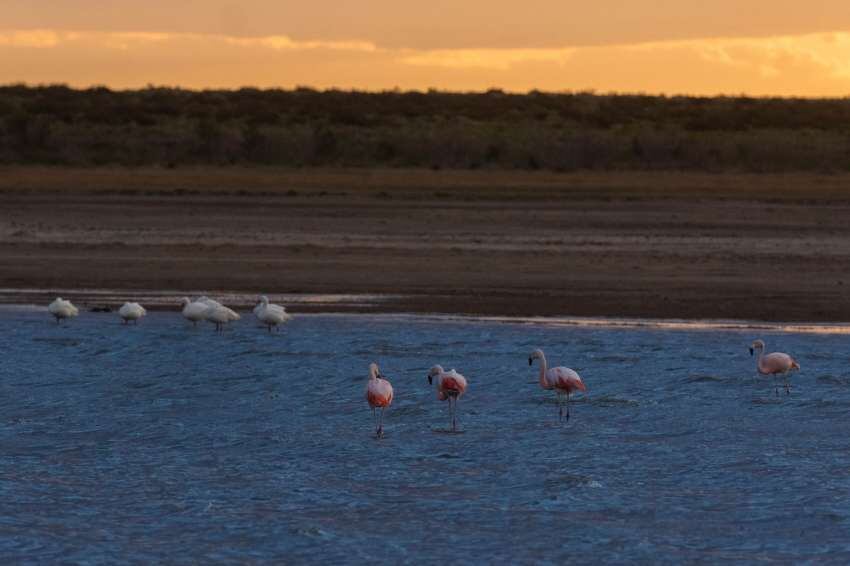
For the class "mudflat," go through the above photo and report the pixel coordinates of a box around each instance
[1,166,849,321]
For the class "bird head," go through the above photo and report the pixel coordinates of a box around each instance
[427,365,444,385]
[528,348,544,365]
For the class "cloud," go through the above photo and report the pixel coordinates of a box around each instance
[222,36,377,53]
[628,32,850,82]
[3,28,850,96]
[0,30,63,48]
[399,47,575,71]
[0,29,377,52]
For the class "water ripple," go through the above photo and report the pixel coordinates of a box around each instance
[0,311,847,562]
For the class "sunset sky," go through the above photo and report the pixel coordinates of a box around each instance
[3,1,850,96]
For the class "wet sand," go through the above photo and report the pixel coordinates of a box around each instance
[1,166,849,320]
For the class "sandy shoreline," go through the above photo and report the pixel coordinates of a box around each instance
[2,166,849,321]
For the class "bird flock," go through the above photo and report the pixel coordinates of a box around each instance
[45,296,801,438]
[48,295,291,332]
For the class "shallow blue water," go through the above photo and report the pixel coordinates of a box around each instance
[1,310,849,563]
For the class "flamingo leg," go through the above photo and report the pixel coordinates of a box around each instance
[784,372,791,395]
[557,393,563,421]
[453,397,459,432]
[372,407,378,436]
[379,407,385,437]
[566,392,571,421]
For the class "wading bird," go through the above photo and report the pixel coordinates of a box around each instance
[197,296,223,308]
[180,297,208,326]
[48,297,79,324]
[528,349,587,421]
[366,362,393,437]
[204,303,240,332]
[750,339,800,395]
[427,365,468,432]
[253,295,292,332]
[118,302,146,324]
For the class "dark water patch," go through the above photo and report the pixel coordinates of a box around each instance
[621,429,698,443]
[684,373,733,384]
[817,374,850,386]
[545,474,602,489]
[23,379,94,389]
[592,355,642,363]
[797,398,850,409]
[30,337,80,347]
[588,396,640,407]
[750,397,787,405]
[386,404,429,417]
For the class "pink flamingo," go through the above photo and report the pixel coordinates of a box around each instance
[366,363,393,437]
[750,339,800,395]
[427,365,468,432]
[528,349,587,421]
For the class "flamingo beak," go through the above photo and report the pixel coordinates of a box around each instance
[427,375,432,385]
[528,358,532,366]
[749,348,754,356]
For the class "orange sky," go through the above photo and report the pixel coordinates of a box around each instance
[3,1,850,95]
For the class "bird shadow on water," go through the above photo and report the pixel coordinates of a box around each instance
[817,374,850,386]
[682,373,735,384]
[431,428,466,435]
[750,396,787,405]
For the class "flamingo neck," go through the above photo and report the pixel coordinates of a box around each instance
[537,354,548,388]
[429,365,445,388]
[755,348,764,370]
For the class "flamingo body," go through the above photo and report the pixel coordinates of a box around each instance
[366,378,394,408]
[433,369,468,401]
[543,366,587,395]
[119,302,146,324]
[757,352,799,375]
[48,297,79,323]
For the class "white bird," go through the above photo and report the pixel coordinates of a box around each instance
[180,297,208,326]
[196,296,223,308]
[118,302,146,324]
[253,295,292,332]
[205,303,241,332]
[48,297,79,323]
